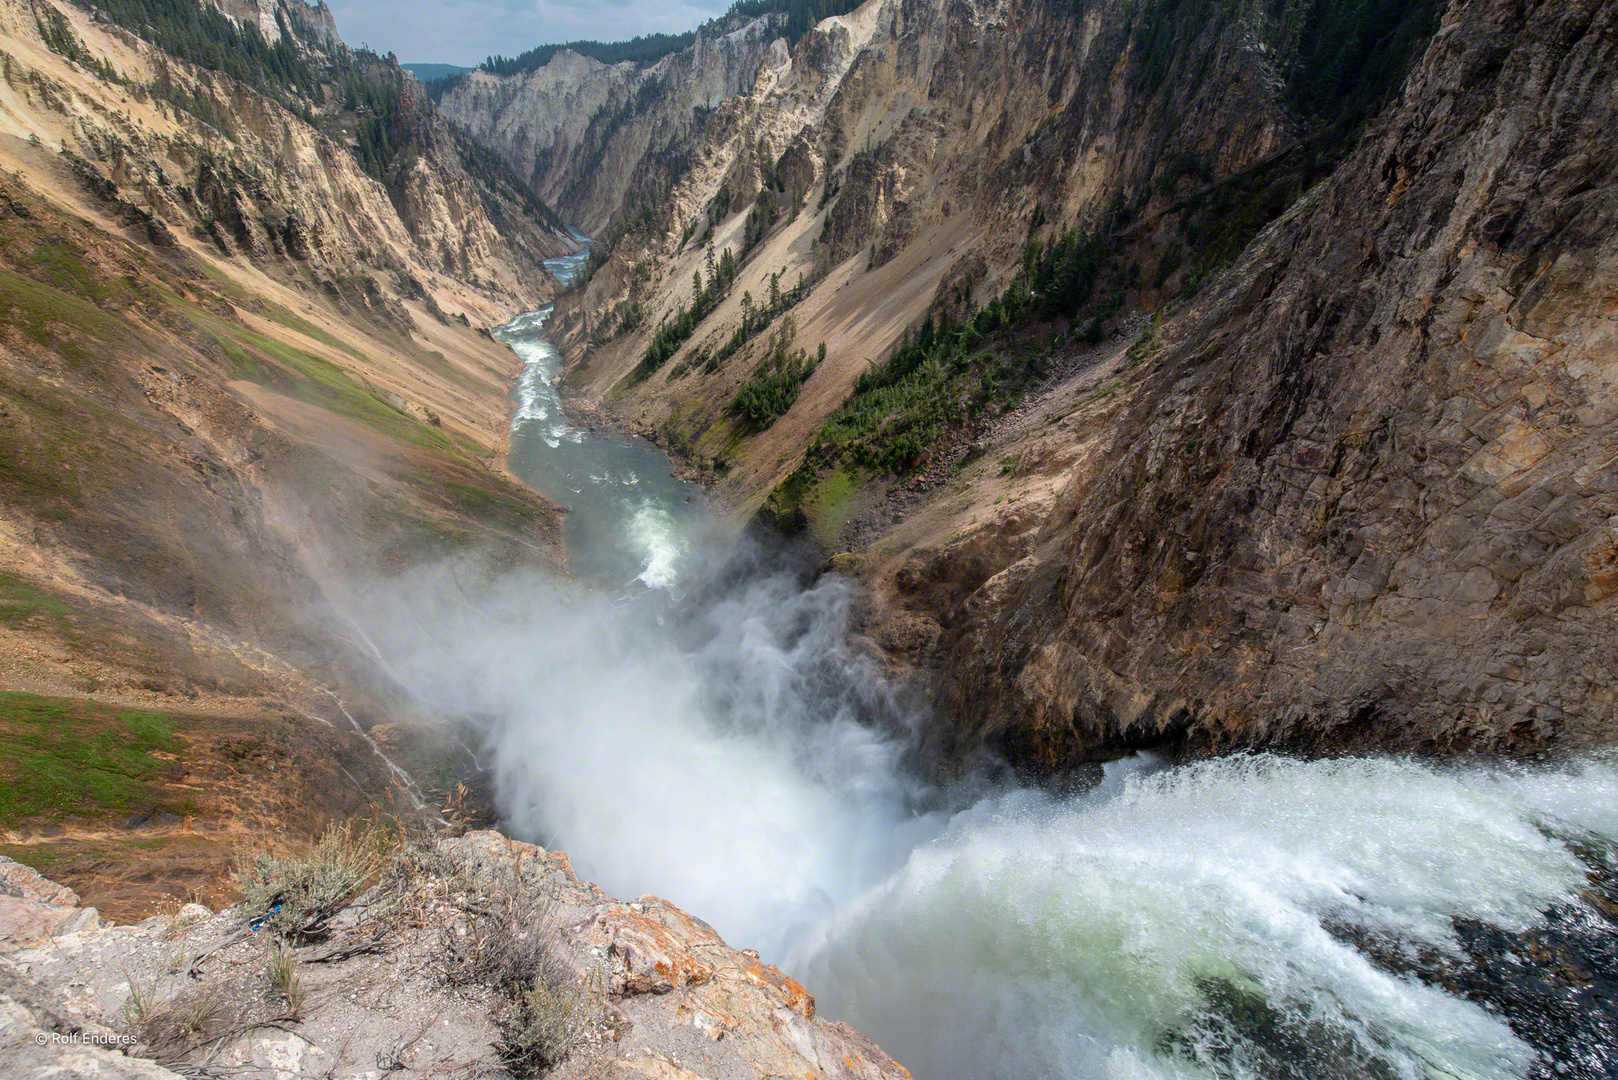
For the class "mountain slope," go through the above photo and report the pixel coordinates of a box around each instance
[523,0,1426,506]
[0,0,567,901]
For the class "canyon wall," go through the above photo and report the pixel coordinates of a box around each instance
[915,0,1618,768]
[438,15,787,232]
[0,0,567,756]
[434,0,1617,768]
[534,0,1298,500]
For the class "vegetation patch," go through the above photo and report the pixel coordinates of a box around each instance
[233,819,395,941]
[0,375,124,519]
[439,480,543,531]
[730,317,820,432]
[709,267,811,370]
[95,0,320,104]
[818,310,1017,474]
[0,693,183,828]
[0,570,77,630]
[800,466,858,544]
[0,265,132,350]
[426,844,594,1075]
[637,245,739,376]
[186,303,452,451]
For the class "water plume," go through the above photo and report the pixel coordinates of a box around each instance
[348,547,944,959]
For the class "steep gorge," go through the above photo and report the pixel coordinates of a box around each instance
[0,0,1614,1077]
[439,0,1618,772]
[439,13,787,233]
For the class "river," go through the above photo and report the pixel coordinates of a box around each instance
[366,290,1618,1080]
[497,233,705,587]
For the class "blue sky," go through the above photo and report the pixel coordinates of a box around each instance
[327,0,734,66]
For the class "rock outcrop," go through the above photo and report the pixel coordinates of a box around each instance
[0,833,911,1080]
[439,15,785,232]
[207,0,338,47]
[0,856,99,950]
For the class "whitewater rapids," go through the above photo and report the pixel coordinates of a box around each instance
[352,557,1616,1080]
[346,303,1617,1080]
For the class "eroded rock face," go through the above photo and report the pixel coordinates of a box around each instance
[439,18,785,231]
[919,0,1618,767]
[0,856,100,950]
[30,0,571,324]
[206,0,338,47]
[444,831,911,1080]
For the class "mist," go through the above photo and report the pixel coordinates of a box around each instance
[340,292,1618,1079]
[341,538,1618,1080]
[345,540,951,959]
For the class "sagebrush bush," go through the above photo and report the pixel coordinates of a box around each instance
[434,848,592,1075]
[232,819,394,941]
[501,974,588,1075]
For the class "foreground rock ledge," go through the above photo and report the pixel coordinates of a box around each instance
[0,836,910,1080]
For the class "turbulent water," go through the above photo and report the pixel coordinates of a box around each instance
[497,304,702,586]
[794,755,1618,1080]
[357,305,1618,1080]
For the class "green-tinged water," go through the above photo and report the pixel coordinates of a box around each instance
[497,301,703,587]
[462,261,1618,1080]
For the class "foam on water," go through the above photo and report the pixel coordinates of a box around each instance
[495,304,703,586]
[629,502,685,589]
[793,754,1616,1080]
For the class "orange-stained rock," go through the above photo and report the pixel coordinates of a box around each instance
[441,832,911,1079]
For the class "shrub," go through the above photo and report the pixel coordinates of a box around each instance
[232,819,394,941]
[503,976,589,1076]
[429,845,593,1076]
[730,320,818,431]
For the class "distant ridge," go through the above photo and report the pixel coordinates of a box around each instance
[402,62,472,80]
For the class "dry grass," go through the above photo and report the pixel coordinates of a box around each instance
[266,941,304,1020]
[218,822,597,1074]
[124,950,287,1064]
[421,843,595,1075]
[232,819,396,942]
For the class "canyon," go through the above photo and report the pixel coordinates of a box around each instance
[446,0,1618,772]
[0,0,1614,1077]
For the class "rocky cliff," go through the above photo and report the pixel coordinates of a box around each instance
[209,0,338,47]
[911,0,1618,768]
[0,833,911,1079]
[439,15,787,232]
